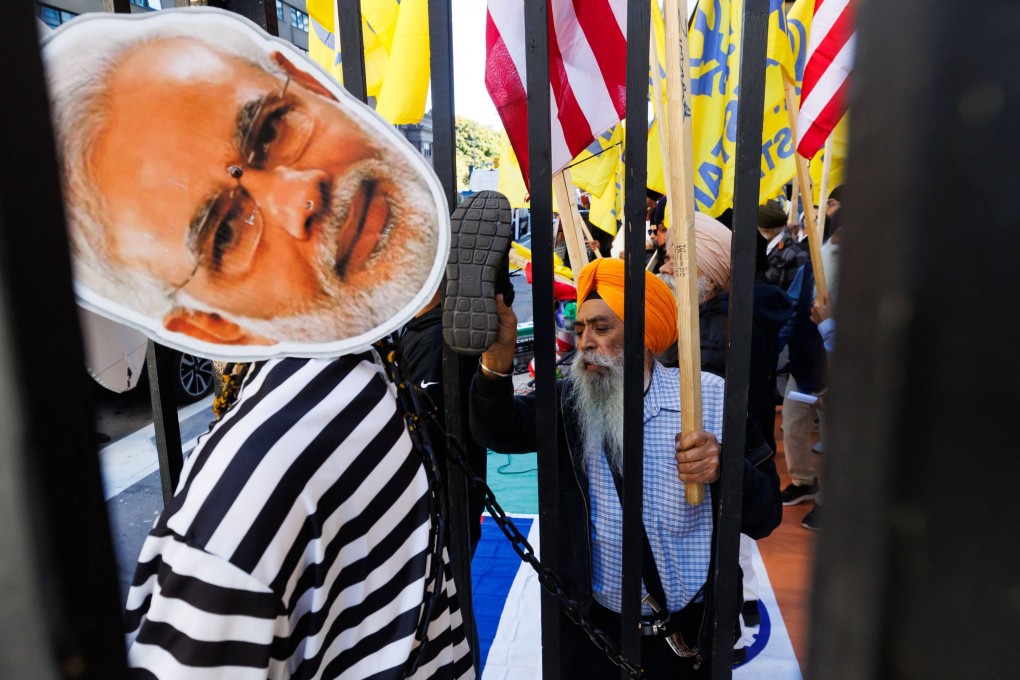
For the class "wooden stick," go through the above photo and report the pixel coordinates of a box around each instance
[575,215,604,259]
[816,134,834,243]
[552,170,591,273]
[783,73,828,300]
[663,0,704,506]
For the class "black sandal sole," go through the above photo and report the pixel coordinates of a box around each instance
[442,191,513,355]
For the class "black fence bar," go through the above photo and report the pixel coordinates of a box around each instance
[0,2,128,677]
[429,0,481,672]
[712,0,769,675]
[523,1,560,678]
[428,0,458,209]
[147,342,185,506]
[207,1,278,35]
[811,1,1020,678]
[621,0,651,673]
[337,0,368,103]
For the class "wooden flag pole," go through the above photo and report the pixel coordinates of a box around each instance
[663,0,704,506]
[783,73,828,300]
[552,169,591,272]
[576,215,604,259]
[816,134,835,242]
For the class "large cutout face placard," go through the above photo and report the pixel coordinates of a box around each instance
[44,8,448,360]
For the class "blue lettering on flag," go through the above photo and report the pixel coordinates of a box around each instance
[691,0,733,97]
[788,19,809,85]
[698,161,723,207]
[776,128,794,159]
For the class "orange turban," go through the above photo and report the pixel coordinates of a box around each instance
[575,258,678,354]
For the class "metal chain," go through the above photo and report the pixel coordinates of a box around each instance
[394,364,647,679]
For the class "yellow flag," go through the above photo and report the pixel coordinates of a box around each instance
[759,0,798,204]
[305,0,429,125]
[587,155,623,237]
[688,0,800,215]
[647,0,667,195]
[646,117,666,196]
[689,0,737,217]
[787,0,815,88]
[375,0,429,124]
[497,131,530,210]
[569,124,624,199]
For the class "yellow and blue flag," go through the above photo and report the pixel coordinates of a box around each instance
[306,0,430,125]
[687,0,800,215]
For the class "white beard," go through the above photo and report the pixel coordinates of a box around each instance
[567,349,652,476]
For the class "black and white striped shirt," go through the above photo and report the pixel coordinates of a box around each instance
[125,355,474,679]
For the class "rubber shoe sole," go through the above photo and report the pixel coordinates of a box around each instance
[442,191,513,355]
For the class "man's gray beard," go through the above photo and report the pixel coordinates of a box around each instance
[567,349,630,475]
[568,348,657,476]
[656,272,710,305]
[187,158,440,344]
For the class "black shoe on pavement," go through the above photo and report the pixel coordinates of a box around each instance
[780,481,819,506]
[802,505,821,531]
[442,191,514,355]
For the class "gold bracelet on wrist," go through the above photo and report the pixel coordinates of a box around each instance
[479,360,512,379]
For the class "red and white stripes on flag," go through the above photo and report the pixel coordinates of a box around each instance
[796,0,856,159]
[485,0,627,189]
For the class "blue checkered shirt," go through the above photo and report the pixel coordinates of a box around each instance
[588,362,726,614]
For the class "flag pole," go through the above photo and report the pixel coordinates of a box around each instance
[783,73,828,300]
[662,0,704,506]
[552,169,593,270]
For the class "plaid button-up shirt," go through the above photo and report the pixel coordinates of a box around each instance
[588,362,726,614]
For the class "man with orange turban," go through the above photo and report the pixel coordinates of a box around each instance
[468,258,781,679]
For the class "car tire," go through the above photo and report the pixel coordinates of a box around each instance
[174,352,214,403]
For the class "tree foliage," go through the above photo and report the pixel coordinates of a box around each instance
[455,116,500,191]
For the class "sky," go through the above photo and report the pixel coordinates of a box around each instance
[448,0,501,129]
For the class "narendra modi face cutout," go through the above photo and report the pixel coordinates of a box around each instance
[44,8,448,360]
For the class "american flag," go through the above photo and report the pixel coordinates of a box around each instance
[485,0,627,189]
[796,0,856,159]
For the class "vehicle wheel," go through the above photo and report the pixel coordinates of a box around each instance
[174,352,214,403]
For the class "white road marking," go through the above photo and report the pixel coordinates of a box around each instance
[98,396,213,500]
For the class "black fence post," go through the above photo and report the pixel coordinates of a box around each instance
[621,0,651,673]
[336,0,368,103]
[712,0,769,676]
[0,2,128,677]
[523,1,561,678]
[147,342,185,506]
[429,0,482,673]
